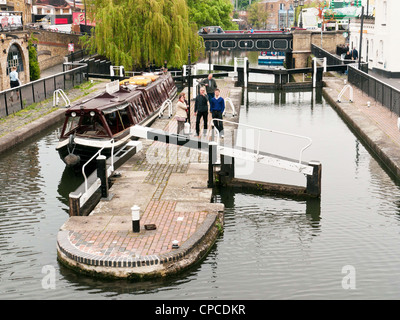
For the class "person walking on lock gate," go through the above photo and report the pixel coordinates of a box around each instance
[351,47,358,61]
[200,73,217,102]
[175,92,188,135]
[210,89,225,138]
[194,87,209,137]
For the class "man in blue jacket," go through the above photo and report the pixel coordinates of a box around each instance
[210,88,225,138]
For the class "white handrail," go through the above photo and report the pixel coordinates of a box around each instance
[53,89,70,107]
[81,138,115,194]
[222,97,236,117]
[159,99,172,118]
[212,119,312,164]
[337,84,353,103]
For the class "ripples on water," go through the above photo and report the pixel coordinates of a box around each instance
[2,90,400,299]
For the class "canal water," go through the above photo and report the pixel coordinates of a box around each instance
[2,77,400,299]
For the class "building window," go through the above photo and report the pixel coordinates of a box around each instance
[7,44,24,75]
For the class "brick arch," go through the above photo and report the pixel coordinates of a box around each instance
[5,39,30,86]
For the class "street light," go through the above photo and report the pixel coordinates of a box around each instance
[299,0,304,29]
[294,0,298,27]
[293,0,304,28]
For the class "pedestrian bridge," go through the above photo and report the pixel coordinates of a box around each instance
[200,31,293,53]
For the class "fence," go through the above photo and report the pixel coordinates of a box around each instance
[0,63,87,118]
[311,44,354,66]
[348,65,400,116]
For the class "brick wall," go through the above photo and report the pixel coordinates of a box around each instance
[32,29,82,71]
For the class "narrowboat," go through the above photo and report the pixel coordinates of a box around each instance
[258,51,285,66]
[56,72,177,167]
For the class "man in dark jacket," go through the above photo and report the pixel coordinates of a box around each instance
[194,87,209,137]
[200,74,217,101]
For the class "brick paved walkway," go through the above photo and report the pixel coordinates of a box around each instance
[57,81,237,277]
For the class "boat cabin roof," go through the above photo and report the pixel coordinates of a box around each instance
[66,73,168,115]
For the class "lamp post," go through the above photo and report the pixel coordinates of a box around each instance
[299,0,304,28]
[294,0,298,27]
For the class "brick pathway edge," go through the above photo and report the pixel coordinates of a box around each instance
[56,211,224,280]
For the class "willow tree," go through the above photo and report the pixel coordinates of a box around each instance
[82,0,202,70]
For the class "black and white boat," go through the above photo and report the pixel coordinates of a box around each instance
[56,72,177,167]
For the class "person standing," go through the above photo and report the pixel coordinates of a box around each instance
[210,89,225,138]
[175,92,187,135]
[200,74,217,102]
[351,47,358,61]
[9,67,20,89]
[194,87,209,137]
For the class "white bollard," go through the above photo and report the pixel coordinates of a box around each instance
[131,205,140,233]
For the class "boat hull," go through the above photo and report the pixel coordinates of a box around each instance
[56,134,132,168]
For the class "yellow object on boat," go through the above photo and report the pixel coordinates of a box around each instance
[120,76,152,86]
[142,73,159,82]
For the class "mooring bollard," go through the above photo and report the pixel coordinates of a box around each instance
[208,142,217,188]
[96,155,108,199]
[131,205,140,233]
[306,161,322,197]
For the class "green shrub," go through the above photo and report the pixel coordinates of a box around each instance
[28,35,41,81]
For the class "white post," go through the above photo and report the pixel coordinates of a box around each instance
[313,57,317,88]
[131,205,140,233]
[110,66,114,77]
[244,57,248,88]
[183,65,187,77]
[234,57,237,73]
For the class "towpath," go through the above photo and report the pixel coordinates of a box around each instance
[322,73,400,179]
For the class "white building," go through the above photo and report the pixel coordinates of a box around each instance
[350,0,400,77]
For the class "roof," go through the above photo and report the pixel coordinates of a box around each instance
[67,75,167,114]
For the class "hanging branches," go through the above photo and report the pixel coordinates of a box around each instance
[82,0,202,70]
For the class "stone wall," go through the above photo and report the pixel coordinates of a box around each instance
[292,30,347,68]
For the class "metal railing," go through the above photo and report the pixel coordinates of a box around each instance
[0,62,87,118]
[311,44,353,66]
[81,139,115,206]
[159,99,173,119]
[211,118,312,165]
[348,64,400,116]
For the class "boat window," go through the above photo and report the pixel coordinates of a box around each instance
[63,116,80,136]
[104,108,131,134]
[132,103,141,120]
[76,113,109,137]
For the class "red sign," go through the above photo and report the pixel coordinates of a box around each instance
[55,18,69,25]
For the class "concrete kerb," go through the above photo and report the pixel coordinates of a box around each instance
[56,208,224,279]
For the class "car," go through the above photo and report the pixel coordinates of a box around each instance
[198,26,224,34]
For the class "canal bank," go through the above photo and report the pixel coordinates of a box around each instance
[0,80,107,154]
[321,75,400,182]
[56,80,242,279]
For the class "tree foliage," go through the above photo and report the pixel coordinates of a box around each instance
[28,34,40,81]
[186,0,237,30]
[247,1,268,29]
[82,0,202,70]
